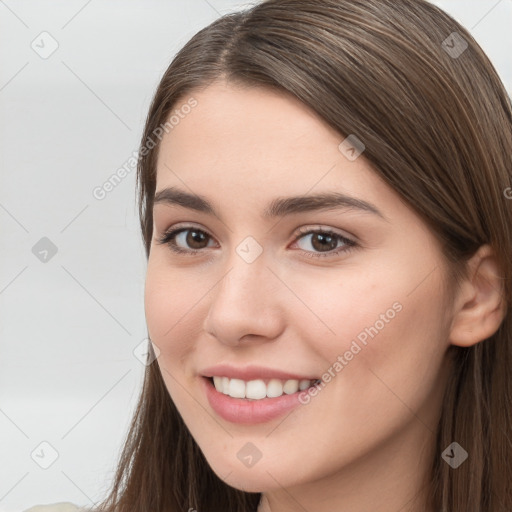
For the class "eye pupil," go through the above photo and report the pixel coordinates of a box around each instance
[187,230,208,249]
[311,233,337,252]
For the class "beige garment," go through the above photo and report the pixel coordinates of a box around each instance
[23,503,84,512]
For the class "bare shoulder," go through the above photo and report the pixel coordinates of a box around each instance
[23,503,89,512]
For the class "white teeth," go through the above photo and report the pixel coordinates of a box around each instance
[228,378,246,398]
[267,379,283,398]
[283,379,299,394]
[211,376,317,400]
[246,379,267,399]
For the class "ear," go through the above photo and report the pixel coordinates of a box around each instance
[449,244,507,348]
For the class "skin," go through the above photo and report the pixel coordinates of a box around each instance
[145,80,506,512]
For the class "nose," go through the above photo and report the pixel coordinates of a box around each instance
[203,253,285,347]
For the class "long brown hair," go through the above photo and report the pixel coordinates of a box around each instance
[94,1,512,510]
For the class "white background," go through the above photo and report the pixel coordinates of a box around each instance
[0,1,511,511]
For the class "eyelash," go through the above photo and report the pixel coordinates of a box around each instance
[156,224,357,259]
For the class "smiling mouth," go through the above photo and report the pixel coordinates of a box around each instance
[206,376,321,400]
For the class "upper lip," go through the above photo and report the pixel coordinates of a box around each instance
[200,364,318,381]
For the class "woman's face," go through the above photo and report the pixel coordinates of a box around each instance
[145,80,454,497]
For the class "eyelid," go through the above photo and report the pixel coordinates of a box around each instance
[293,224,354,241]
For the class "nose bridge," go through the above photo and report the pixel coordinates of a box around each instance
[203,239,284,344]
[216,242,271,307]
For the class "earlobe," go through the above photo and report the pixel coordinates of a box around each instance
[449,244,506,348]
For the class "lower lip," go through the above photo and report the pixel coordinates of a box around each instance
[202,377,307,424]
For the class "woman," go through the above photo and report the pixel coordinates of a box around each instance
[28,0,512,510]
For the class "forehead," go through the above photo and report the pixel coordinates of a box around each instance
[159,81,342,164]
[154,80,411,229]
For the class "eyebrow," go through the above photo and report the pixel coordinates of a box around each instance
[153,186,388,222]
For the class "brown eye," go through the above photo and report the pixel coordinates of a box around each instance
[157,227,215,254]
[183,229,210,249]
[309,232,338,252]
[293,228,356,258]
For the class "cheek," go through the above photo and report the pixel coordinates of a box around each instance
[144,267,193,404]
[144,260,192,353]
[339,284,448,424]
[305,262,448,402]
[144,258,211,386]
[144,271,173,342]
[280,264,406,360]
